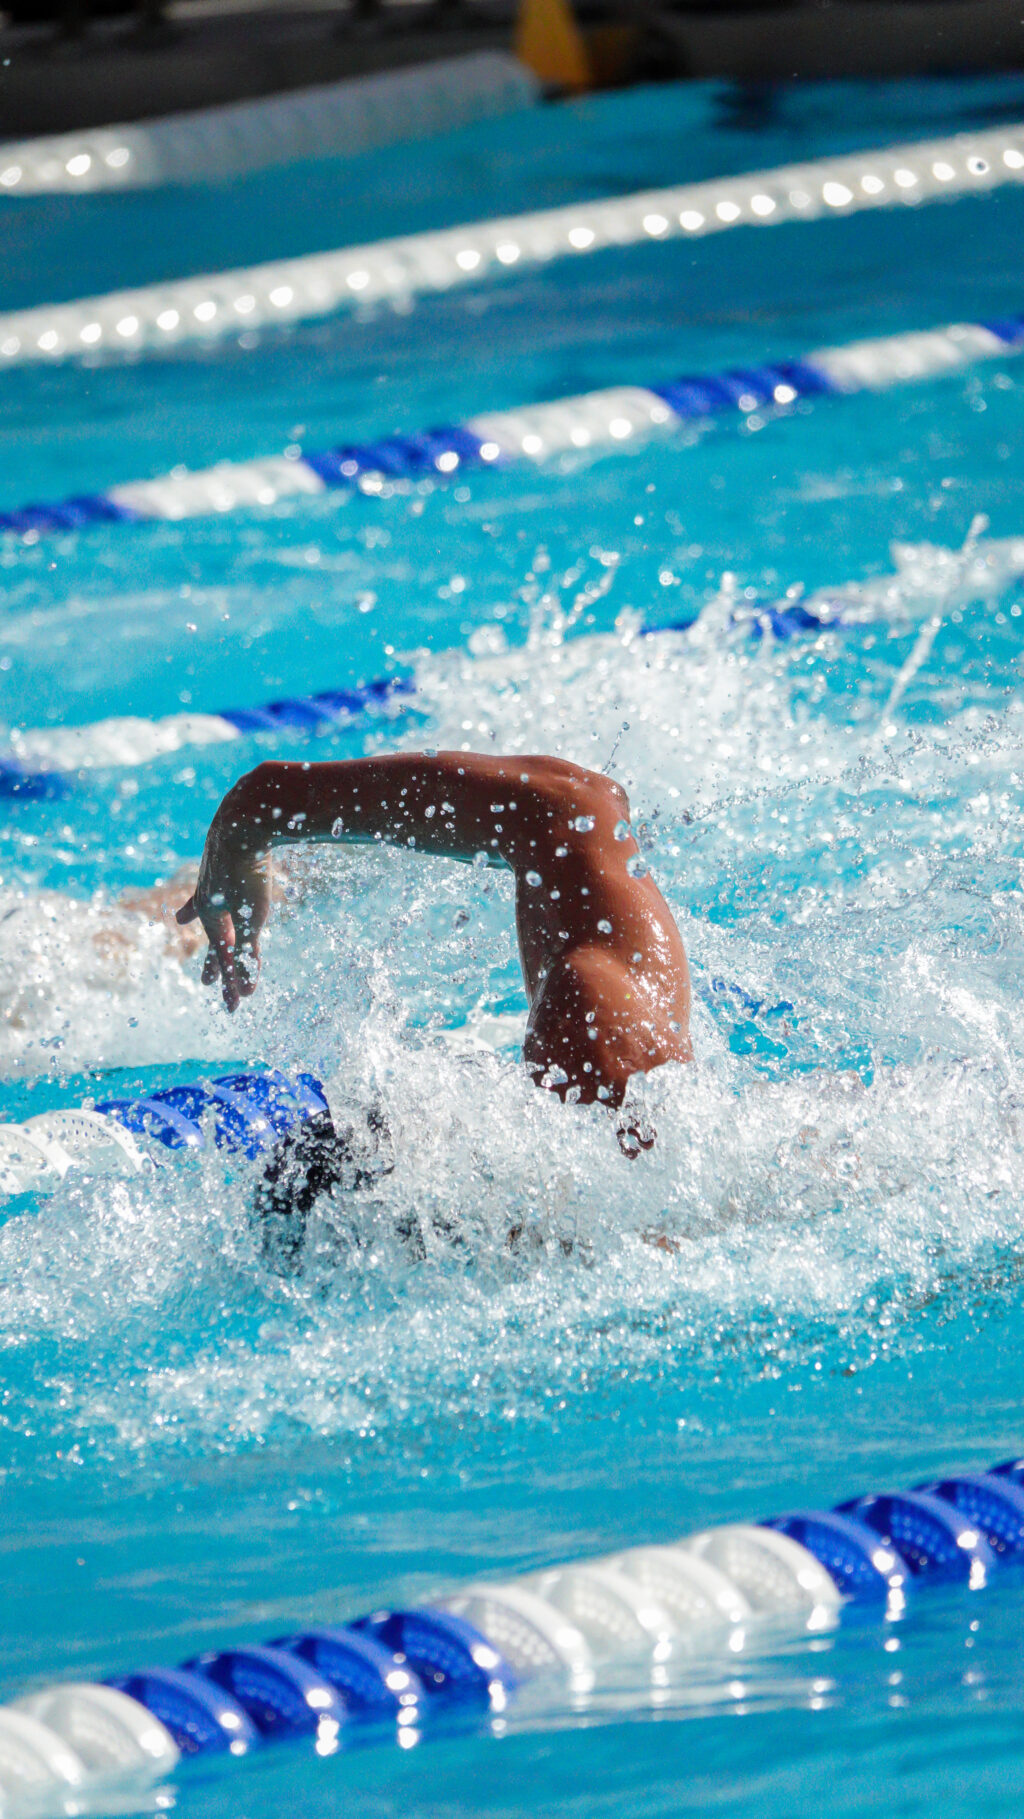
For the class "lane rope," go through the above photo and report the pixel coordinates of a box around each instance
[0,54,537,198]
[6,516,1024,799]
[1,1455,1021,1814]
[0,1069,330,1199]
[0,590,851,795]
[0,122,1022,365]
[2,310,1022,549]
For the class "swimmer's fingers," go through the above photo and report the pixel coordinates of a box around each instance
[198,911,241,1011]
[176,893,199,926]
[231,906,262,998]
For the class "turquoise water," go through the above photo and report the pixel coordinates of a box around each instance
[2,72,1024,1818]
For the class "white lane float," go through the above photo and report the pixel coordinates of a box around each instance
[0,53,537,196]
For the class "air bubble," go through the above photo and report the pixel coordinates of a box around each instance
[331,819,344,839]
[626,855,648,878]
[525,870,542,887]
[597,917,613,933]
[572,815,596,833]
[613,820,631,841]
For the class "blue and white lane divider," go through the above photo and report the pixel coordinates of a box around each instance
[1,119,1022,366]
[0,591,843,797]
[0,675,419,797]
[2,1460,1022,1817]
[2,312,1021,545]
[7,515,1024,800]
[0,1069,330,1198]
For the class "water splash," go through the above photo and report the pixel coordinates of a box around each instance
[1,532,1023,1474]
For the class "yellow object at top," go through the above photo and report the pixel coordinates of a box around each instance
[515,0,592,92]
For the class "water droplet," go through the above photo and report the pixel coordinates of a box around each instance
[545,1065,569,1087]
[572,814,595,833]
[525,870,542,887]
[597,917,613,933]
[626,855,648,878]
[331,818,344,838]
[613,819,631,841]
[555,845,568,858]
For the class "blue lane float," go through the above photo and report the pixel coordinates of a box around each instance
[914,1473,1024,1557]
[0,758,69,800]
[271,1629,423,1717]
[179,1648,349,1742]
[2,313,1023,541]
[107,1668,259,1757]
[837,1490,996,1583]
[216,675,417,737]
[96,1069,329,1158]
[349,1611,511,1703]
[762,1510,907,1602]
[0,1069,331,1199]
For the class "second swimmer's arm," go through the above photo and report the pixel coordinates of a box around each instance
[178,753,623,1009]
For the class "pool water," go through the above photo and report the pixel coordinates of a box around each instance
[2,70,1024,1819]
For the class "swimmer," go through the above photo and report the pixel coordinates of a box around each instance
[177,752,692,1137]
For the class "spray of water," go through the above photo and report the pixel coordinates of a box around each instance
[1,532,1022,1473]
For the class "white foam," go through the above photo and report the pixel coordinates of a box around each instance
[0,885,228,1078]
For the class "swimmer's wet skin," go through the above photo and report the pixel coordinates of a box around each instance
[178,752,692,1123]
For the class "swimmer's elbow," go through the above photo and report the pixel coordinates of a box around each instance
[217,760,287,831]
[603,774,630,817]
[574,765,631,825]
[531,756,629,819]
[245,759,284,787]
[238,759,291,803]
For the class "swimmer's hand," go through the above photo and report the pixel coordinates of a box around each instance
[176,831,272,1012]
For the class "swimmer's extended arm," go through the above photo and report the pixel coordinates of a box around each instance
[178,753,626,1010]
